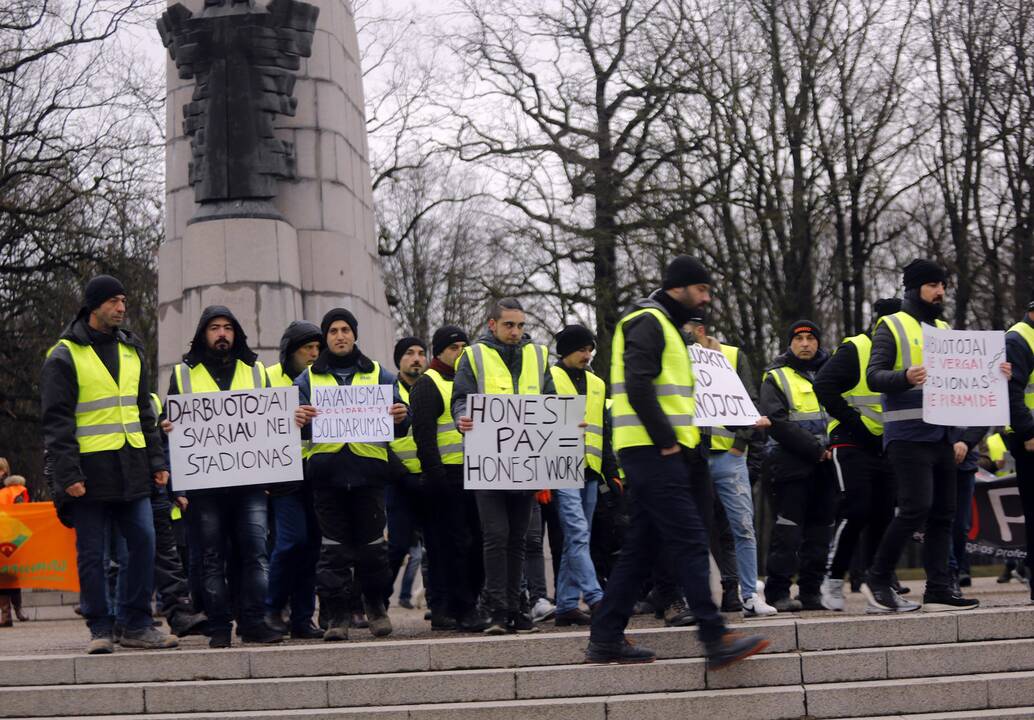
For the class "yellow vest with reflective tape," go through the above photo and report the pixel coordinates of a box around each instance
[827,334,884,437]
[266,362,293,388]
[173,360,267,394]
[764,364,828,441]
[389,381,421,473]
[709,344,741,452]
[610,304,699,451]
[877,312,950,425]
[424,369,464,465]
[1007,322,1034,413]
[53,339,146,454]
[463,343,548,395]
[305,363,388,462]
[550,365,605,473]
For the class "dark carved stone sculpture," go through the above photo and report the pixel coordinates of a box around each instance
[158,0,319,223]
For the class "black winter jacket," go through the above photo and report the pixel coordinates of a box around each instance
[760,349,830,478]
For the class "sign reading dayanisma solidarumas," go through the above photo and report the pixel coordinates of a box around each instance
[463,394,586,490]
[688,345,760,427]
[311,384,395,443]
[167,386,303,491]
[922,326,1008,427]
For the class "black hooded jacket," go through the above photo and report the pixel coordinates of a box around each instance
[166,305,259,396]
[275,320,322,380]
[814,336,883,455]
[760,348,830,476]
[41,311,166,508]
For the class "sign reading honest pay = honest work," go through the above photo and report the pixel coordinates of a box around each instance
[922,325,1009,427]
[463,394,587,490]
[311,384,396,444]
[688,344,760,427]
[166,386,303,491]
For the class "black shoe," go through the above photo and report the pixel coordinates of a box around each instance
[862,582,920,614]
[484,612,508,636]
[770,596,802,612]
[457,609,489,633]
[720,585,743,613]
[797,593,824,611]
[323,621,349,642]
[849,576,862,593]
[430,612,458,631]
[350,612,369,629]
[998,566,1013,583]
[922,591,979,612]
[290,621,325,640]
[555,608,592,627]
[705,631,770,671]
[209,632,232,649]
[959,573,972,588]
[169,611,208,638]
[663,598,696,627]
[365,601,393,638]
[508,612,539,634]
[633,600,655,616]
[264,611,289,636]
[891,574,911,595]
[585,638,656,664]
[399,599,415,609]
[424,610,433,621]
[241,624,284,644]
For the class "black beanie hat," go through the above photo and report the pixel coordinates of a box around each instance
[903,259,947,290]
[84,275,127,310]
[393,336,427,368]
[554,324,596,358]
[320,308,359,339]
[432,325,468,357]
[873,297,902,321]
[662,255,712,290]
[786,319,822,347]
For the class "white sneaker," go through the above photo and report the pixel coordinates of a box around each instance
[742,594,778,617]
[530,597,555,623]
[820,577,845,611]
[755,579,765,596]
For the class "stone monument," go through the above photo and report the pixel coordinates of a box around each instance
[157,0,394,383]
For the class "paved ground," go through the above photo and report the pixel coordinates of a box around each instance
[1,575,1029,657]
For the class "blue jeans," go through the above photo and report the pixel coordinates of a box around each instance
[709,451,760,600]
[70,498,155,636]
[555,482,603,614]
[266,491,321,627]
[399,543,423,602]
[187,488,270,635]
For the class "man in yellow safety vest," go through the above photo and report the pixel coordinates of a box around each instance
[1005,298,1034,602]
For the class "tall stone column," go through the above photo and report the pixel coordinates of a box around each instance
[158,0,394,384]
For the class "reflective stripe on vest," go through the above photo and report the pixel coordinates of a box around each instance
[878,312,950,425]
[709,344,741,452]
[424,368,464,465]
[464,343,548,395]
[55,339,146,453]
[766,365,828,442]
[610,303,699,451]
[266,362,293,388]
[390,381,421,473]
[150,393,163,421]
[1007,322,1034,412]
[305,363,388,462]
[174,360,266,395]
[827,334,884,437]
[550,365,605,473]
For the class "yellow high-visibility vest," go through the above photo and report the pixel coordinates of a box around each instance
[709,344,741,452]
[173,360,267,394]
[827,334,884,437]
[424,369,464,465]
[389,381,421,473]
[550,365,605,473]
[463,343,548,395]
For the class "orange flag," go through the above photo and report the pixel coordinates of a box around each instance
[0,502,79,592]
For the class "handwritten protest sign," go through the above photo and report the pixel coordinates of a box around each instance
[464,394,587,490]
[689,345,760,427]
[311,384,395,443]
[922,326,1008,426]
[167,386,302,491]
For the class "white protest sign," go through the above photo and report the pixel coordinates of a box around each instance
[689,344,760,427]
[464,394,587,490]
[167,386,303,491]
[922,325,1008,426]
[311,384,395,443]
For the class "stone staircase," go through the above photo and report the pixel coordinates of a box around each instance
[3,606,1034,719]
[11,589,80,621]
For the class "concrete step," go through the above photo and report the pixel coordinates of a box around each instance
[836,709,1034,720]
[18,591,79,608]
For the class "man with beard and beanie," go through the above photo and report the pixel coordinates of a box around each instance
[386,336,429,609]
[864,259,1007,612]
[264,321,325,640]
[166,305,281,647]
[409,325,488,632]
[814,298,902,612]
[453,298,556,636]
[1005,298,1034,602]
[548,324,619,626]
[41,275,179,654]
[760,319,834,612]
[293,309,410,641]
[585,256,768,670]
